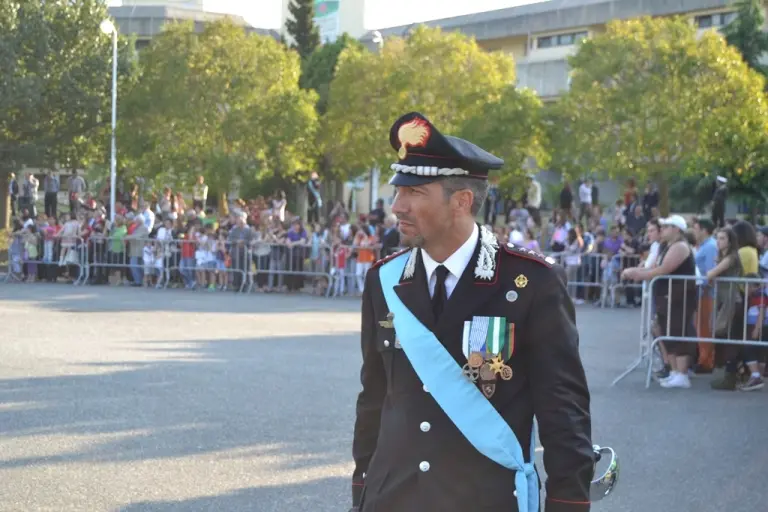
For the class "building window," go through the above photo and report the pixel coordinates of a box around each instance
[537,35,554,49]
[536,31,588,49]
[135,39,151,51]
[695,11,737,29]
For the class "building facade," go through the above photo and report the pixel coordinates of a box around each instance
[109,1,279,50]
[360,0,759,100]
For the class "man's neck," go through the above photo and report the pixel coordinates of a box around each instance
[423,220,475,263]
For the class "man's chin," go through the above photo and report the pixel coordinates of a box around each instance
[400,234,424,248]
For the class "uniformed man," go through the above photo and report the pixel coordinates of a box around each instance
[350,112,594,512]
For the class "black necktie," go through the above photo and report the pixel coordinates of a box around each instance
[432,265,449,321]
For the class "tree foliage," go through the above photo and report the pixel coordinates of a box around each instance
[300,33,363,115]
[285,0,320,60]
[459,86,548,194]
[724,0,768,78]
[0,0,137,226]
[119,20,319,196]
[323,26,520,181]
[551,16,768,214]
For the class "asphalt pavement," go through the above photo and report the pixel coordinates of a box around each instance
[0,284,766,512]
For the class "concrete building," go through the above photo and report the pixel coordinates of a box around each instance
[360,0,753,101]
[109,1,280,50]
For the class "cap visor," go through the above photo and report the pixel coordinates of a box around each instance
[389,173,444,187]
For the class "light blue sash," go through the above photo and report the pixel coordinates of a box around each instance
[379,252,539,512]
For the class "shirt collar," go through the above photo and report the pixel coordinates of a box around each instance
[421,223,479,282]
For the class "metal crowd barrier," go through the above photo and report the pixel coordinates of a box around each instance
[5,232,655,308]
[609,274,768,388]
[542,252,642,308]
[84,236,248,292]
[5,232,86,285]
[247,241,336,296]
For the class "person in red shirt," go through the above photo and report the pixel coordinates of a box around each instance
[179,224,197,288]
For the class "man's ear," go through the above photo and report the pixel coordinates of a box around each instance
[452,189,474,214]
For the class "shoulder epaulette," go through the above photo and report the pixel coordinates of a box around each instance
[503,242,556,268]
[371,248,411,270]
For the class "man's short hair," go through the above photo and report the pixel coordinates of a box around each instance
[440,177,489,216]
[695,217,715,235]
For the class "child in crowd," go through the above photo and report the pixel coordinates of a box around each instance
[23,225,40,282]
[214,231,229,291]
[142,240,156,287]
[331,234,349,297]
[9,220,24,280]
[742,275,768,391]
[194,226,216,290]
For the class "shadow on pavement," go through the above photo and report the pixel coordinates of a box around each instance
[0,334,360,472]
[117,478,348,512]
[0,282,362,315]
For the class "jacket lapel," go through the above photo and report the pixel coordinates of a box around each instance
[393,249,436,332]
[434,229,502,341]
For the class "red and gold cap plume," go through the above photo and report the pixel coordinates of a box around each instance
[397,118,431,160]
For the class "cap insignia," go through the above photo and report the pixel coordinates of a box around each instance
[397,118,431,159]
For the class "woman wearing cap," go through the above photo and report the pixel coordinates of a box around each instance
[623,214,697,389]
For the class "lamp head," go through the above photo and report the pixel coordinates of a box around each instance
[372,30,383,48]
[100,19,116,35]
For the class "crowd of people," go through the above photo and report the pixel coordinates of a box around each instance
[6,175,404,297]
[7,174,768,382]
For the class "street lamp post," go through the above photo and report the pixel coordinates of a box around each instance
[369,31,384,211]
[100,19,118,223]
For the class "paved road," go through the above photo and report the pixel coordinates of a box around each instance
[0,284,766,512]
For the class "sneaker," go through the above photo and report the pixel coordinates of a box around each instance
[653,366,671,382]
[739,376,764,392]
[660,373,691,389]
[710,372,738,391]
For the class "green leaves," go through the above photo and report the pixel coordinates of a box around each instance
[119,20,319,194]
[285,0,320,60]
[322,26,536,182]
[0,0,135,170]
[552,16,768,213]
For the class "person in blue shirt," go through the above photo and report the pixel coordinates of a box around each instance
[692,218,718,373]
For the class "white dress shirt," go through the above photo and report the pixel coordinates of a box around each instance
[421,224,479,299]
[578,183,592,205]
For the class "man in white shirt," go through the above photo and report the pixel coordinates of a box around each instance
[192,175,208,211]
[578,179,593,222]
[524,174,542,227]
[139,201,155,232]
[351,112,596,512]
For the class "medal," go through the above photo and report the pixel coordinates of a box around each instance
[500,366,513,381]
[462,363,479,382]
[468,352,484,369]
[479,363,495,381]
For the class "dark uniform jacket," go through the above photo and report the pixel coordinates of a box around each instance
[352,229,594,512]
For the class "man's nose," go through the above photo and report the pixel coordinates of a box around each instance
[391,193,406,215]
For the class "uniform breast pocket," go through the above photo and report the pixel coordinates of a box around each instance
[376,330,396,393]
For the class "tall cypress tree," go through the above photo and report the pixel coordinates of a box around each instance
[285,0,321,60]
[723,0,768,77]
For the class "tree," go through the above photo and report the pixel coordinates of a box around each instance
[551,16,768,215]
[323,26,518,182]
[301,33,363,115]
[459,86,548,194]
[0,0,137,228]
[285,0,320,60]
[119,20,318,202]
[724,0,768,78]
